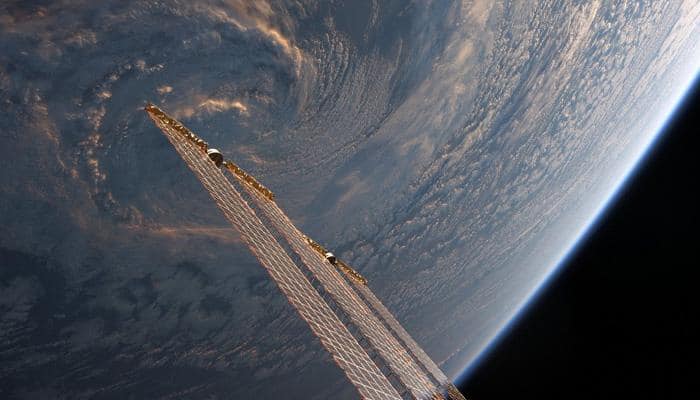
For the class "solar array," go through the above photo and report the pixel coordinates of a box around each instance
[145,104,467,400]
[352,284,466,399]
[233,175,440,399]
[146,106,401,400]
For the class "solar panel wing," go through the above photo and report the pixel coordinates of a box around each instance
[231,173,443,400]
[146,106,402,400]
[352,284,467,400]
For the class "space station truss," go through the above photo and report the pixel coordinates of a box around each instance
[145,104,467,400]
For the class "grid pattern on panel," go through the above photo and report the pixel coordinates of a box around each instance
[231,174,442,400]
[146,108,402,400]
[353,285,447,384]
[445,384,467,400]
[352,285,467,400]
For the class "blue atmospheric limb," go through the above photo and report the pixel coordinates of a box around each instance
[456,70,700,386]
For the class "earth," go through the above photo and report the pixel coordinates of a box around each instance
[0,1,698,399]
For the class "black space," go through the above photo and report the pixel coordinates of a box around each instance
[459,79,699,400]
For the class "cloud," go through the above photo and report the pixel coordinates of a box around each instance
[157,85,173,95]
[194,0,306,75]
[173,97,249,119]
[131,225,243,244]
[63,29,97,48]
[199,98,248,115]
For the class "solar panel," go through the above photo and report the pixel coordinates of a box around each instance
[352,284,467,400]
[146,105,402,400]
[231,172,443,399]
